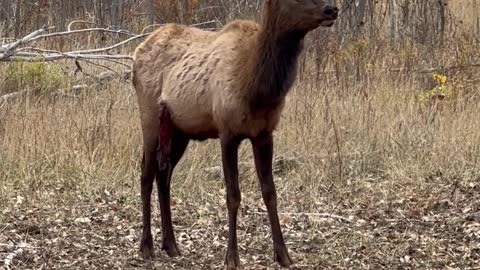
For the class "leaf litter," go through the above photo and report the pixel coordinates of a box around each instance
[0,176,479,270]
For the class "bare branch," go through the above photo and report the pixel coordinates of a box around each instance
[77,59,130,79]
[0,26,147,63]
[3,53,133,61]
[0,21,221,64]
[66,33,150,54]
[67,20,99,31]
[0,27,52,59]
[29,28,136,43]
[79,57,131,69]
[252,211,353,223]
[16,48,132,67]
[0,90,28,107]
[141,24,166,34]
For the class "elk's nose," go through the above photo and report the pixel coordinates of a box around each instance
[323,6,339,18]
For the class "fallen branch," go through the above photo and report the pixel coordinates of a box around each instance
[0,27,52,60]
[3,52,133,62]
[0,91,28,106]
[0,21,223,64]
[0,26,148,63]
[67,33,150,55]
[252,211,353,223]
[96,70,131,81]
[77,69,131,84]
[0,84,102,107]
[29,28,136,43]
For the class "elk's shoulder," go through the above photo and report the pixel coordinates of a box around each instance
[220,20,260,37]
[134,23,214,58]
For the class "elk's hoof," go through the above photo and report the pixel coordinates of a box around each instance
[162,241,181,257]
[140,237,154,260]
[225,251,240,269]
[274,249,293,268]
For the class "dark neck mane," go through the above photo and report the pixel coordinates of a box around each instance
[247,7,306,110]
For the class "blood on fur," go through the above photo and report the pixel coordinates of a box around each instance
[157,102,173,170]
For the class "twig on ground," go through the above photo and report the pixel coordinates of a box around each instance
[3,52,133,62]
[0,91,28,106]
[253,211,353,223]
[78,59,124,77]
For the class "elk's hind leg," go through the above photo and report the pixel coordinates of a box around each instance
[155,102,189,257]
[139,134,158,259]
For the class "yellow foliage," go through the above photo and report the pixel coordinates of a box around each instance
[418,73,454,102]
[433,73,447,85]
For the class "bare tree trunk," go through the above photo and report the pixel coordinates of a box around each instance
[34,0,43,30]
[176,0,186,24]
[147,0,154,24]
[14,0,21,37]
[389,0,398,47]
[1,0,9,22]
[438,0,447,46]
[95,0,105,27]
[1,0,10,36]
[474,0,480,39]
[111,0,120,30]
[355,0,367,25]
[118,0,123,27]
[367,0,376,38]
[57,0,66,31]
[354,0,367,38]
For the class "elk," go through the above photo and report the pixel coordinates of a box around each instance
[131,0,338,268]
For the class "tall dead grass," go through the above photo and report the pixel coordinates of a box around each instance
[0,52,478,213]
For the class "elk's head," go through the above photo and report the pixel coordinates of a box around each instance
[265,0,339,32]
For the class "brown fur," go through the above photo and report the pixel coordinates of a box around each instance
[133,21,280,141]
[132,0,338,268]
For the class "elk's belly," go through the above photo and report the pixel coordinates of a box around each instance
[170,109,219,140]
[161,83,218,140]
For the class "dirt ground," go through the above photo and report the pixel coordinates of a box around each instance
[1,174,479,270]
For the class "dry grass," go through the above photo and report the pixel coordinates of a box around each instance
[1,58,479,269]
[450,0,480,28]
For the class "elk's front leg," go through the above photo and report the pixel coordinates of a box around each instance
[220,134,242,269]
[251,132,292,267]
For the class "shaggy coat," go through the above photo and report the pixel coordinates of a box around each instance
[133,21,286,141]
[132,0,338,269]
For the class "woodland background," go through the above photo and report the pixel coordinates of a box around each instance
[1,1,480,269]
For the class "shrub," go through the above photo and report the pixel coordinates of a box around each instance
[1,61,66,96]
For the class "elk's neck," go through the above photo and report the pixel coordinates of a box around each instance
[247,18,306,110]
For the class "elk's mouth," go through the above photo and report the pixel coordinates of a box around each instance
[319,19,336,27]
